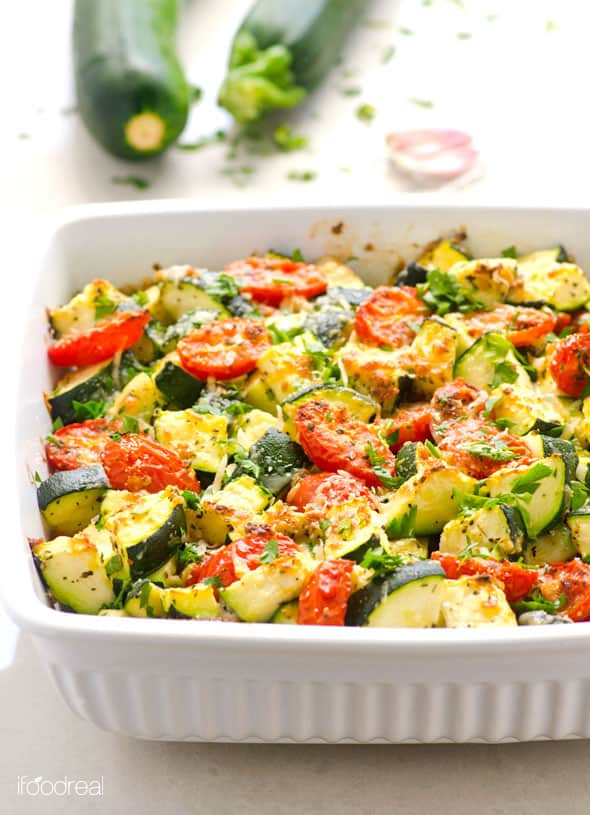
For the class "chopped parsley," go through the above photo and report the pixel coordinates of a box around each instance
[407,97,434,109]
[399,27,414,36]
[570,480,590,512]
[273,124,307,151]
[356,103,376,124]
[458,438,518,462]
[424,440,441,458]
[456,31,472,40]
[501,245,518,259]
[112,176,151,190]
[52,416,64,431]
[287,169,317,182]
[72,400,107,421]
[202,575,222,589]
[132,290,149,307]
[416,269,484,316]
[176,130,227,151]
[260,539,280,565]
[203,273,241,302]
[365,442,400,489]
[121,414,139,435]
[105,555,123,577]
[340,86,362,97]
[94,295,117,320]
[359,546,403,576]
[381,45,396,64]
[177,543,204,568]
[491,360,519,388]
[182,490,200,511]
[386,505,417,538]
[513,590,566,615]
[34,471,43,484]
[511,463,553,496]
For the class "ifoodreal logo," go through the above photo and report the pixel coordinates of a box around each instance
[16,775,104,797]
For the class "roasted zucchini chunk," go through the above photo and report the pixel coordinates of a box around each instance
[154,409,229,473]
[238,428,307,495]
[345,560,445,627]
[454,332,531,391]
[32,525,128,614]
[100,486,186,577]
[46,360,114,426]
[153,352,205,409]
[37,465,110,536]
[439,575,517,628]
[448,258,517,307]
[282,383,378,438]
[161,584,220,619]
[567,509,590,559]
[188,475,271,546]
[523,524,577,565]
[440,503,525,559]
[48,279,128,338]
[220,550,315,622]
[510,251,590,311]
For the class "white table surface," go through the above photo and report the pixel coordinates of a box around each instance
[2,0,590,811]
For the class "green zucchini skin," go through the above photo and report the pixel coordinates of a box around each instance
[127,503,186,578]
[37,465,110,537]
[73,0,190,159]
[219,0,368,123]
[244,428,307,495]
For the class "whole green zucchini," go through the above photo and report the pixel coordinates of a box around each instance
[73,0,191,159]
[218,0,368,124]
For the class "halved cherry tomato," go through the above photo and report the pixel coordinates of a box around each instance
[101,434,199,493]
[538,559,590,622]
[549,332,590,397]
[48,310,149,368]
[380,402,433,452]
[225,256,327,306]
[177,318,270,381]
[459,304,556,348]
[354,286,428,348]
[298,559,354,626]
[184,533,299,589]
[436,417,533,479]
[430,378,485,437]
[45,418,118,471]
[294,400,396,487]
[432,552,538,603]
[286,471,373,510]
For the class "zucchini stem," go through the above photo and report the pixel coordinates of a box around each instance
[218,32,306,124]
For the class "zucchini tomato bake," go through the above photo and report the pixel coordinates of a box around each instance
[32,237,590,628]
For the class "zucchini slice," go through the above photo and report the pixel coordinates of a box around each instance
[510,253,590,311]
[485,454,566,539]
[488,386,564,437]
[439,575,517,628]
[567,509,590,558]
[37,465,109,536]
[109,372,159,422]
[271,600,299,624]
[523,524,576,565]
[402,318,456,397]
[154,409,229,473]
[382,459,476,538]
[449,258,518,308]
[46,360,114,426]
[220,551,314,622]
[439,503,525,559]
[160,584,220,619]
[523,434,578,481]
[235,409,280,451]
[454,332,531,391]
[189,475,271,546]
[395,442,420,482]
[73,0,191,159]
[345,561,445,627]
[157,270,235,322]
[48,279,128,338]
[153,352,205,409]
[100,487,186,577]
[124,580,167,618]
[416,239,470,272]
[241,428,307,495]
[282,384,378,438]
[32,525,127,614]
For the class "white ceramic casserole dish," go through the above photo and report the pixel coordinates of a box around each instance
[4,200,590,743]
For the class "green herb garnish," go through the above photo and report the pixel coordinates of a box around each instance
[177,543,204,568]
[416,269,484,316]
[287,169,317,182]
[121,415,139,435]
[365,442,399,489]
[458,438,518,462]
[359,546,403,576]
[260,539,280,564]
[112,176,151,190]
[72,400,107,421]
[356,103,376,124]
[501,245,518,259]
[273,124,307,151]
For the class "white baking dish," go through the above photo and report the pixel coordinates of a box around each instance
[4,200,590,743]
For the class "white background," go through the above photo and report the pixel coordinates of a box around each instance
[2,0,590,812]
